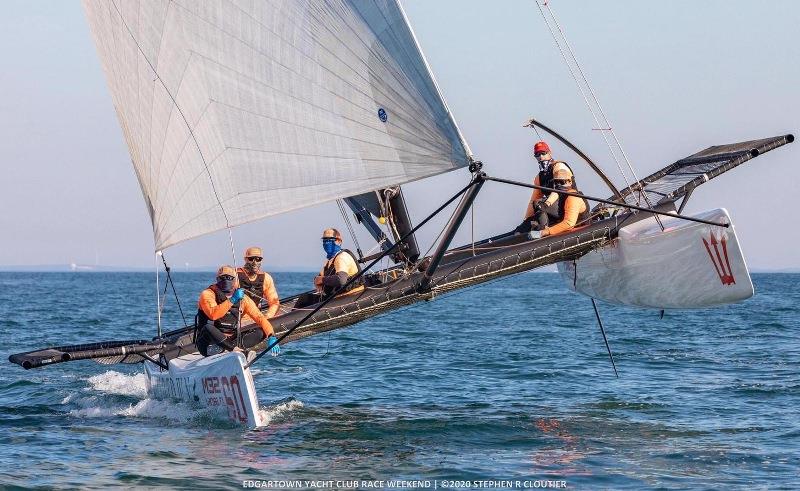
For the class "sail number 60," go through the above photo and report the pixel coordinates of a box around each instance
[202,375,249,423]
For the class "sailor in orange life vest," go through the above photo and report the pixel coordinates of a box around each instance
[236,246,280,319]
[293,228,364,309]
[514,140,585,237]
[195,265,280,357]
[526,166,590,239]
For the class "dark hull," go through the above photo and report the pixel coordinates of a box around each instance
[269,218,620,345]
[10,213,635,369]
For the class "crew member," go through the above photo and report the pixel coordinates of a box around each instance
[195,265,280,357]
[236,246,280,319]
[294,228,364,309]
[515,140,578,234]
[530,166,590,239]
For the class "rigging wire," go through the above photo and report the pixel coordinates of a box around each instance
[155,252,162,337]
[532,1,634,196]
[471,201,476,257]
[160,252,188,327]
[157,267,170,319]
[337,199,363,258]
[483,175,728,228]
[533,0,664,229]
[384,189,404,245]
[533,0,633,193]
[229,228,242,350]
[363,237,388,257]
[543,2,646,198]
[407,191,465,276]
[382,212,397,256]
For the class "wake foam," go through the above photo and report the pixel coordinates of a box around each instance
[258,399,304,426]
[86,370,148,398]
[68,397,206,424]
[66,370,206,424]
[67,370,304,429]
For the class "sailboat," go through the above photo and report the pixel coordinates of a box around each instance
[9,0,792,428]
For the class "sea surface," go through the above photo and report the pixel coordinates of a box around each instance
[0,272,798,490]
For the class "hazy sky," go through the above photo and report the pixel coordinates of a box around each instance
[1,1,798,271]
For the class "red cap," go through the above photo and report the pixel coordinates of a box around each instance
[533,141,551,154]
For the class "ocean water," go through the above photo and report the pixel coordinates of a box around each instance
[0,272,798,490]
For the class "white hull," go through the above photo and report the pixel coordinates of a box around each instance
[558,208,754,309]
[144,352,263,428]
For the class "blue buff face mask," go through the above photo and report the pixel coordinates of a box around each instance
[322,239,341,259]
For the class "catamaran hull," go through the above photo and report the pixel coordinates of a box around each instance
[144,352,263,428]
[558,208,753,309]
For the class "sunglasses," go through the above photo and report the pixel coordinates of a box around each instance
[554,179,572,186]
[246,256,263,262]
[217,274,235,281]
[322,237,337,243]
[534,152,549,157]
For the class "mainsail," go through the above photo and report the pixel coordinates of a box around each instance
[83,0,471,250]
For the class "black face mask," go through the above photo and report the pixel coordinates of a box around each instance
[244,260,260,274]
[216,278,235,294]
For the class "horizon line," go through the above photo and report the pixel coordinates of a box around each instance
[1,264,799,274]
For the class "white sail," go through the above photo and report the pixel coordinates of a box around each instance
[83,0,471,250]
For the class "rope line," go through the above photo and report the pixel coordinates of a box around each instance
[471,202,476,257]
[534,1,663,229]
[154,252,162,337]
[406,191,465,277]
[543,2,646,200]
[534,0,632,194]
[157,269,170,319]
[160,252,188,327]
[337,199,363,258]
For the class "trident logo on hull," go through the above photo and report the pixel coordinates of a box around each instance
[702,232,735,285]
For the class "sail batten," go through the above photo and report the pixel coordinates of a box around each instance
[84,0,470,250]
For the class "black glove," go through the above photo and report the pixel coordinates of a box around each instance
[534,197,549,211]
[514,218,533,234]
